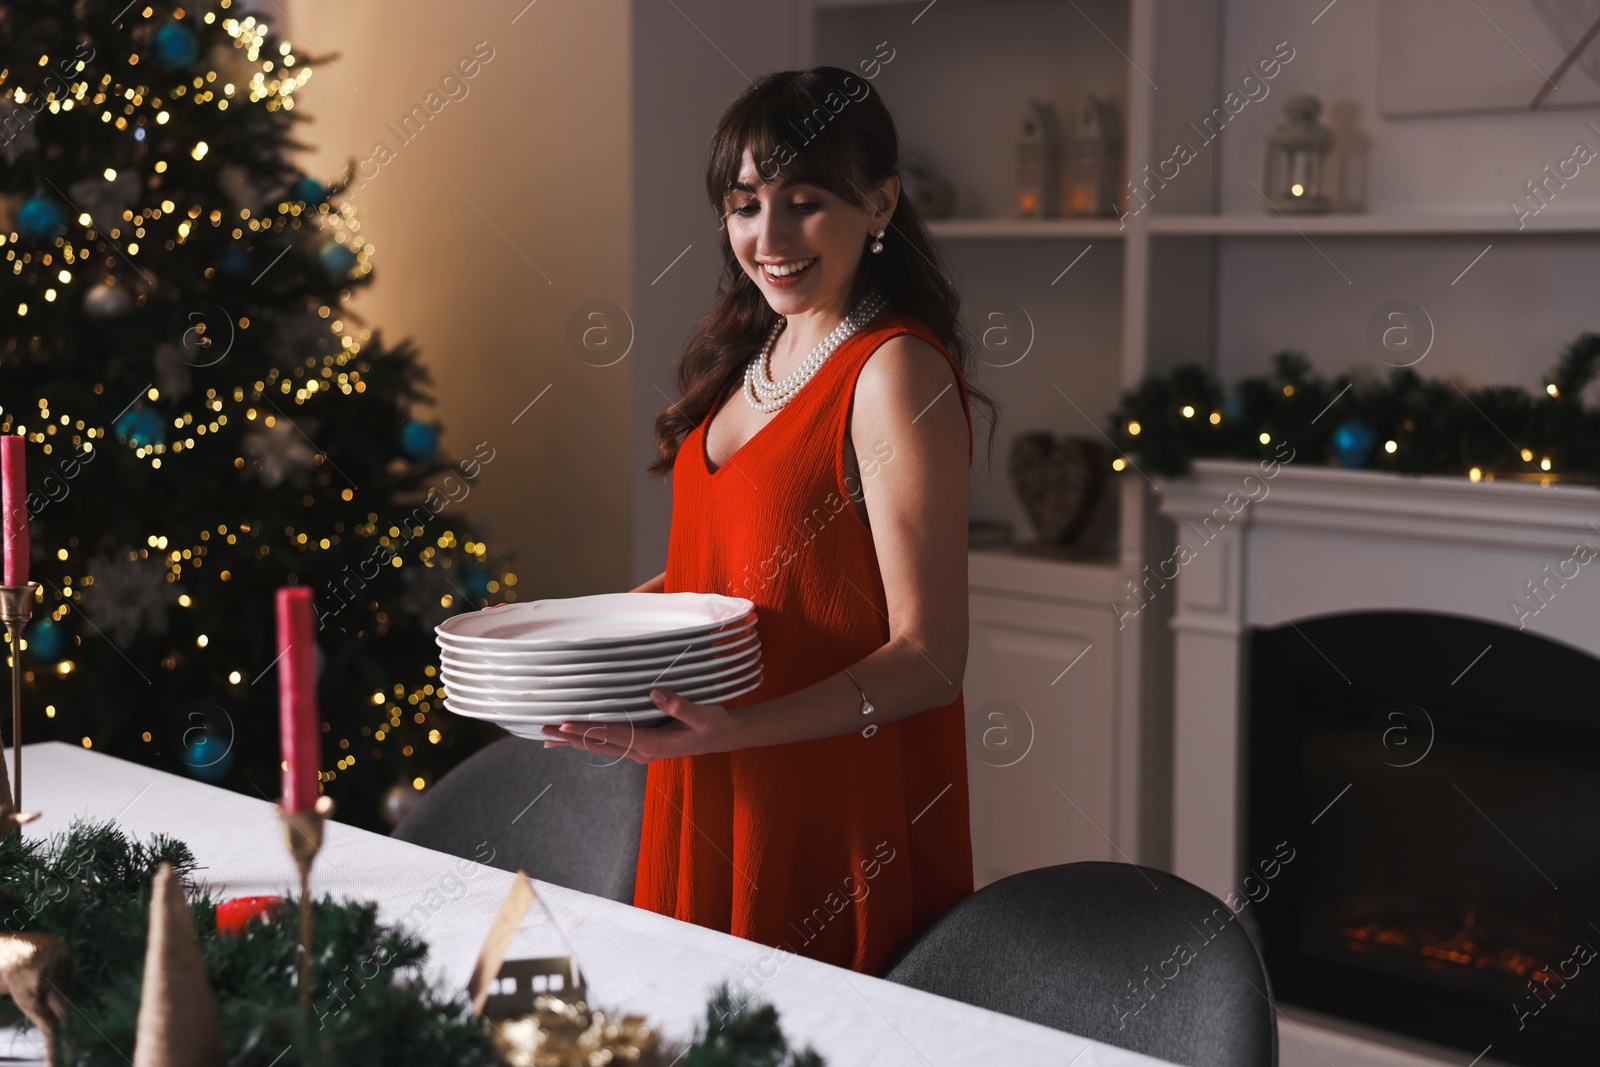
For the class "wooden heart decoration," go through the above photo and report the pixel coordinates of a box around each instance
[1007,432,1107,546]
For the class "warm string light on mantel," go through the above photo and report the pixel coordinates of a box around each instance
[1100,361,1574,483]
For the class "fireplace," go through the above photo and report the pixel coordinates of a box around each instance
[1155,459,1600,1066]
[1246,611,1600,1065]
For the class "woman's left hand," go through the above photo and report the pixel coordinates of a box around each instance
[538,688,745,763]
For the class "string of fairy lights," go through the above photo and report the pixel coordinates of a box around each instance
[1106,341,1600,493]
[4,4,361,315]
[1,1,517,796]
[1112,379,1562,481]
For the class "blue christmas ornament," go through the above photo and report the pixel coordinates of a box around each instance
[1223,395,1245,422]
[290,175,328,204]
[1332,419,1377,469]
[399,418,440,463]
[317,238,358,282]
[17,196,67,242]
[217,244,252,279]
[182,729,234,781]
[154,23,201,69]
[461,562,492,601]
[24,618,70,664]
[115,406,168,448]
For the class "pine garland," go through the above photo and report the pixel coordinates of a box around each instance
[0,822,825,1066]
[1107,333,1600,480]
[686,987,825,1067]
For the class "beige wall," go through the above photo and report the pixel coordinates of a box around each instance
[290,0,633,599]
[628,0,800,584]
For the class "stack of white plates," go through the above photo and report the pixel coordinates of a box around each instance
[434,592,761,738]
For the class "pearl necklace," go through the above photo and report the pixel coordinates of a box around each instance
[742,291,887,413]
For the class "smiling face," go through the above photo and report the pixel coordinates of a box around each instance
[723,148,896,322]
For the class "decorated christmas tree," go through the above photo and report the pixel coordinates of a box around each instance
[0,0,515,829]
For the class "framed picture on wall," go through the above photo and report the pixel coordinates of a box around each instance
[1379,0,1600,116]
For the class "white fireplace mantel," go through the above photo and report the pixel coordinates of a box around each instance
[1152,459,1600,896]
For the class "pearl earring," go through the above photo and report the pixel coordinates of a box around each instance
[870,228,885,254]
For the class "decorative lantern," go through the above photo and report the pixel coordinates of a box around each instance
[1016,100,1063,219]
[1262,94,1333,214]
[1066,95,1124,218]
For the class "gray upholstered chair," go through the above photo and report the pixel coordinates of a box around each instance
[882,862,1278,1067]
[392,736,649,902]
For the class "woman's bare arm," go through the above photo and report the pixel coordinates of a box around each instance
[631,570,666,594]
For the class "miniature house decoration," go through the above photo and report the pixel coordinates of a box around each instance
[1066,94,1124,217]
[1017,99,1064,218]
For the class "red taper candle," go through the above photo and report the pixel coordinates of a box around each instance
[1,435,27,587]
[275,587,320,812]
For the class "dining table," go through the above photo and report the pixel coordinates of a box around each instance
[0,741,1177,1066]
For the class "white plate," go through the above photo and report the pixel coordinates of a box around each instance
[439,660,757,704]
[435,592,754,650]
[438,627,760,677]
[443,662,764,715]
[441,700,672,727]
[436,614,758,665]
[439,644,761,693]
[462,709,673,738]
[442,663,764,717]
[443,665,765,734]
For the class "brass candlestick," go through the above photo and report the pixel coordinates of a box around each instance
[0,583,39,815]
[278,793,334,1019]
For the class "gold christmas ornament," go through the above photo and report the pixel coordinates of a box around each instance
[469,872,668,1067]
[0,932,70,1067]
[492,991,667,1067]
[132,863,225,1067]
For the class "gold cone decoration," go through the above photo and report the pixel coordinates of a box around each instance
[132,863,225,1067]
[0,932,71,1067]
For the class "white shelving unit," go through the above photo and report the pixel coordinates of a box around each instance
[800,1,1592,1062]
[805,5,1594,1051]
[1148,212,1600,235]
[926,218,1128,239]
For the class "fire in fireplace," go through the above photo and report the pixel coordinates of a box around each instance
[1246,611,1599,1066]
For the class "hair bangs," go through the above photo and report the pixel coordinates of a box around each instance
[705,78,867,212]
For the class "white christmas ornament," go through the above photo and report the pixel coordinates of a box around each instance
[81,549,185,647]
[68,170,141,234]
[153,344,193,400]
[85,280,133,319]
[242,417,320,488]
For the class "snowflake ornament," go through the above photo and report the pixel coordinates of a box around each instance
[242,417,320,488]
[80,549,185,647]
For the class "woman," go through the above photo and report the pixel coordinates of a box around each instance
[541,66,1000,976]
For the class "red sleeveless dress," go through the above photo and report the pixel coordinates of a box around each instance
[633,313,975,975]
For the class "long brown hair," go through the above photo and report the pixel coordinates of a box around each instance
[647,66,999,479]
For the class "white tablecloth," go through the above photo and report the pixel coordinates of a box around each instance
[0,742,1174,1066]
